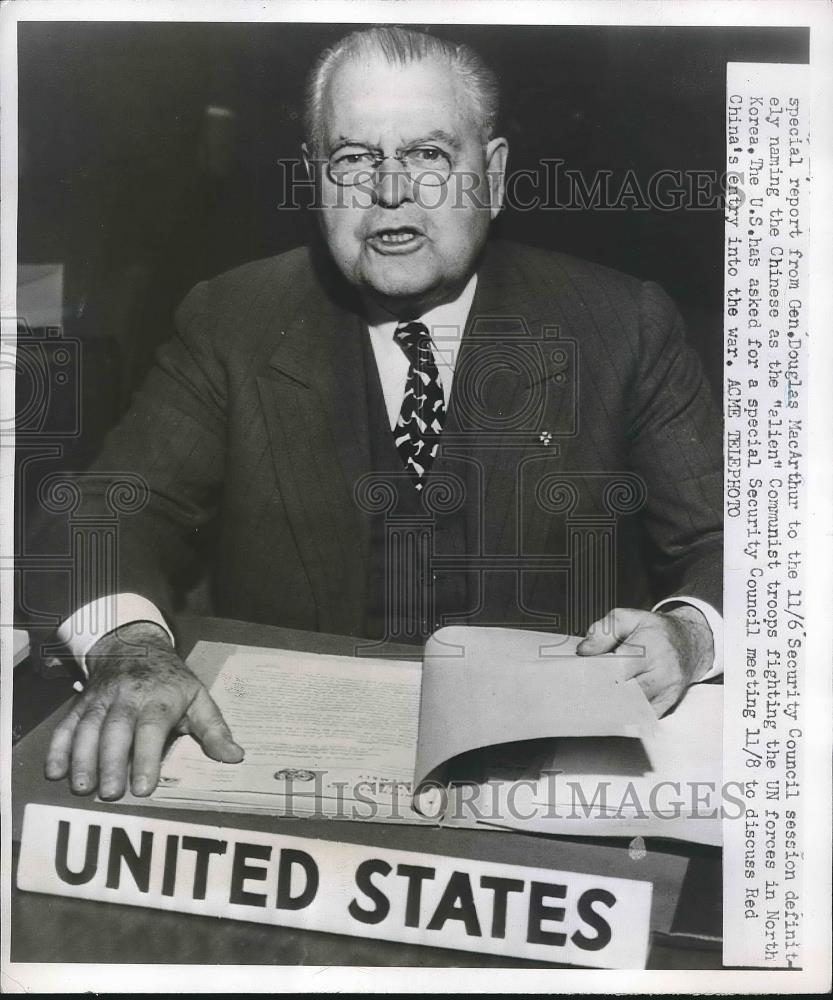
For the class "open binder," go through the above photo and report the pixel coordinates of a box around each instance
[148,626,723,846]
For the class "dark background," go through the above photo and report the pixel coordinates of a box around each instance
[16,21,809,491]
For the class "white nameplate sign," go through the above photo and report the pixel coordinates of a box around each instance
[17,804,652,968]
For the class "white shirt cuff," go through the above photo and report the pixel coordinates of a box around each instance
[652,595,724,680]
[56,594,174,675]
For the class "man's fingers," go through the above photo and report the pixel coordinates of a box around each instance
[628,666,682,718]
[576,608,647,655]
[647,685,679,719]
[185,687,244,763]
[45,698,85,780]
[44,641,199,796]
[618,646,656,678]
[98,704,138,800]
[131,705,180,796]
[630,666,664,701]
[70,702,109,794]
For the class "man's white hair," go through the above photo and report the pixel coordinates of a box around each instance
[304,26,500,153]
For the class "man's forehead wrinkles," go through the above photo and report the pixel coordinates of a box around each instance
[416,129,462,149]
[328,129,462,152]
[323,58,474,133]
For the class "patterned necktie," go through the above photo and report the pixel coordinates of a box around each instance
[393,321,446,491]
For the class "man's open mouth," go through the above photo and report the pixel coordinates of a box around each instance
[367,226,426,252]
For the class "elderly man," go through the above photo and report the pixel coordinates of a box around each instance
[33,27,722,800]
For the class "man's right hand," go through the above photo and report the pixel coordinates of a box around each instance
[45,621,244,799]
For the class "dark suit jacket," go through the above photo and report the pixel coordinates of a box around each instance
[23,239,722,643]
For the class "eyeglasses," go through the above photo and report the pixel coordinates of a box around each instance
[326,144,453,187]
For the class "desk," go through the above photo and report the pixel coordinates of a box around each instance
[11,616,722,968]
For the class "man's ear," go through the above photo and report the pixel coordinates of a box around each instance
[484,137,508,220]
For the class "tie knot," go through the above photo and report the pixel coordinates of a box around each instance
[393,321,432,361]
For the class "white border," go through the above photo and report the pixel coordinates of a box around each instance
[0,0,829,25]
[803,2,833,990]
[1,0,830,994]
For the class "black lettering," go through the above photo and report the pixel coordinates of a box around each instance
[527,881,567,947]
[55,821,100,886]
[479,875,525,939]
[229,841,272,907]
[571,888,615,951]
[161,835,178,897]
[276,849,319,910]
[396,864,436,927]
[348,859,392,924]
[181,836,227,900]
[105,827,153,893]
[426,871,482,937]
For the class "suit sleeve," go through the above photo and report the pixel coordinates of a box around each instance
[19,280,227,641]
[626,281,723,613]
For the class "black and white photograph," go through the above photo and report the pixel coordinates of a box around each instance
[2,0,830,992]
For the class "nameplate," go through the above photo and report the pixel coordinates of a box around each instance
[17,804,652,968]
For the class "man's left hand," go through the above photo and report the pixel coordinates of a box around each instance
[576,606,714,717]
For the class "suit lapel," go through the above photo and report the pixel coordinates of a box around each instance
[436,244,579,623]
[256,269,372,634]
[447,247,573,548]
[253,240,581,632]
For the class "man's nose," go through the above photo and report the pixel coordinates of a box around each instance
[374,159,414,208]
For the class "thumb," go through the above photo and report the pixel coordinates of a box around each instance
[576,607,644,656]
[185,686,245,763]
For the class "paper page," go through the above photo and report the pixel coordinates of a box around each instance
[152,643,430,823]
[414,626,658,789]
[547,683,722,802]
[442,684,724,846]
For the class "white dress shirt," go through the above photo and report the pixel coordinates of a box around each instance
[57,270,722,680]
[365,272,478,428]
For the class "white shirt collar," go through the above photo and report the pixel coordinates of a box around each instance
[364,272,478,371]
[364,273,478,428]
